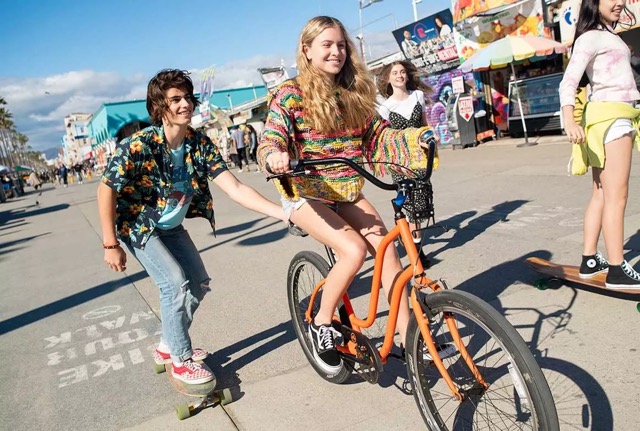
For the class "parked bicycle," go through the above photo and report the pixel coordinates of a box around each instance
[269,131,559,430]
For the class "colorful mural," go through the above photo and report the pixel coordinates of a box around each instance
[422,70,479,146]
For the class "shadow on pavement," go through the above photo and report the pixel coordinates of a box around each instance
[423,200,529,266]
[0,232,51,258]
[0,270,147,336]
[206,320,296,390]
[453,250,614,430]
[0,203,70,225]
[199,219,287,253]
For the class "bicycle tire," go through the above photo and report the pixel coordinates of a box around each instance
[287,250,352,383]
[405,289,559,430]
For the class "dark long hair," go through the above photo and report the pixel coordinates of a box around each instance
[376,60,433,98]
[572,1,636,87]
[573,0,636,44]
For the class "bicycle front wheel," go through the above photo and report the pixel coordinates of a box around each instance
[405,290,559,430]
[287,251,351,383]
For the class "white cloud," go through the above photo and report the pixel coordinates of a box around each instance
[0,36,400,153]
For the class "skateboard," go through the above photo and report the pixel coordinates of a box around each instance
[525,257,640,311]
[153,362,232,420]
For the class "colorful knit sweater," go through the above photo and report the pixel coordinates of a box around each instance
[257,79,437,202]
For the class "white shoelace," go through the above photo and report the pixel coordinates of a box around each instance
[594,251,608,266]
[621,261,640,280]
[181,359,204,371]
[318,325,342,350]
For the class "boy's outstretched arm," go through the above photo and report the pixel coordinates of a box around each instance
[213,171,286,222]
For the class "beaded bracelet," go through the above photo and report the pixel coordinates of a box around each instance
[103,244,121,249]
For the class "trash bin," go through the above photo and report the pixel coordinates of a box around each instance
[447,93,477,150]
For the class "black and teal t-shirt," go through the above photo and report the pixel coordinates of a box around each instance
[157,145,194,229]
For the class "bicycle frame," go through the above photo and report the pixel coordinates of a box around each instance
[301,209,488,400]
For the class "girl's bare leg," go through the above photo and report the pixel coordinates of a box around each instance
[583,168,604,256]
[290,201,367,326]
[599,134,633,265]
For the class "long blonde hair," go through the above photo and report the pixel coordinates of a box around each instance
[295,16,377,133]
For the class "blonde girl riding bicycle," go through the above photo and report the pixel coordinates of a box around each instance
[257,16,438,375]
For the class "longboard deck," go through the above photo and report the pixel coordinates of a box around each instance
[164,363,217,397]
[525,257,640,295]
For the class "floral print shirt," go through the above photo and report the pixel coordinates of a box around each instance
[101,125,227,248]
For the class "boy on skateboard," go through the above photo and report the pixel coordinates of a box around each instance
[97,69,285,384]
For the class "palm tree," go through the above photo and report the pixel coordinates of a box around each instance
[0,106,16,167]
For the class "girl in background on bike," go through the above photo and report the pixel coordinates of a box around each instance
[377,60,434,267]
[559,0,640,289]
[258,16,440,375]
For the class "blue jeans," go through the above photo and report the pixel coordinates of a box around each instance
[127,225,210,362]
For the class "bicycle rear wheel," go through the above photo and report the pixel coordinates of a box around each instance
[405,290,559,430]
[287,251,351,383]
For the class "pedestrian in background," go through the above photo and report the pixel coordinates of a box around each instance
[58,164,68,188]
[231,125,248,172]
[28,171,42,190]
[559,0,640,289]
[377,60,435,267]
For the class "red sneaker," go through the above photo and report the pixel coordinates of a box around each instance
[171,359,214,385]
[154,347,209,364]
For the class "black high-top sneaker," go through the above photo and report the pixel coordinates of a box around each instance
[308,321,343,375]
[605,260,640,290]
[579,251,609,278]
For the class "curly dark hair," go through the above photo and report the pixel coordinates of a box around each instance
[146,69,199,124]
[376,61,433,99]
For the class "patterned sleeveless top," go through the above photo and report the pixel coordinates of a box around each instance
[388,102,423,129]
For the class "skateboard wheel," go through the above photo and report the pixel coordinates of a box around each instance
[534,279,548,290]
[176,403,191,420]
[153,363,166,374]
[219,388,233,406]
[636,303,640,313]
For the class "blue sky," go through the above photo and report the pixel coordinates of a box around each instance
[0,0,450,151]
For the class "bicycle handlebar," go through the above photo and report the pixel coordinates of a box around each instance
[265,129,437,191]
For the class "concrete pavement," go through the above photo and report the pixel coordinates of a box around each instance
[1,136,638,430]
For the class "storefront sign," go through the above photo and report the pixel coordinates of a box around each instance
[458,96,474,121]
[452,76,465,94]
[392,9,460,75]
[451,0,521,23]
[257,67,289,89]
[559,0,640,43]
[455,0,549,63]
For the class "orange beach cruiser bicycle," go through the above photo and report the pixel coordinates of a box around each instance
[269,131,559,430]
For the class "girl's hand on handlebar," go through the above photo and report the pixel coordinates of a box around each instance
[266,152,291,174]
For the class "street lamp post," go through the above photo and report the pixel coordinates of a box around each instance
[226,94,233,113]
[357,0,383,62]
[412,0,422,22]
